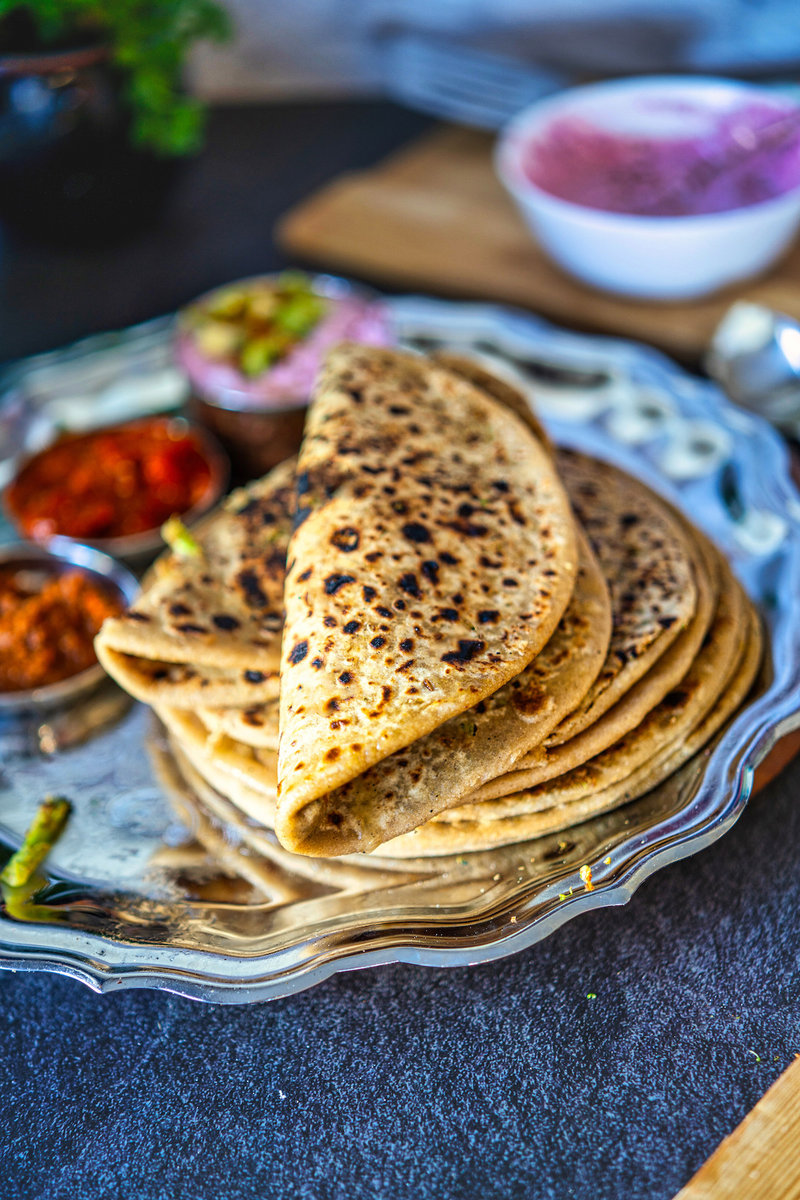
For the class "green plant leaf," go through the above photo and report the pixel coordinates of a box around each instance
[3,0,231,155]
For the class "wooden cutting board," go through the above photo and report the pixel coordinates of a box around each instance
[278,126,800,364]
[673,1055,800,1199]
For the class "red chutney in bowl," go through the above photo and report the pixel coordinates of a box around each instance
[6,416,215,543]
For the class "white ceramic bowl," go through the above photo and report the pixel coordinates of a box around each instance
[496,76,800,301]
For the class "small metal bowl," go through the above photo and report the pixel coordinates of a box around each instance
[176,273,392,479]
[4,416,229,571]
[0,539,139,715]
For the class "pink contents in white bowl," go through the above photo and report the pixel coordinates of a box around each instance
[496,77,800,300]
[521,96,800,218]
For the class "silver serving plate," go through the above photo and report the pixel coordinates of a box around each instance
[1,294,799,1004]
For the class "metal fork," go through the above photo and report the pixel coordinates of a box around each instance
[380,33,565,129]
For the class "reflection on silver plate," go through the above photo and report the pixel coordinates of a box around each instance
[1,295,799,1004]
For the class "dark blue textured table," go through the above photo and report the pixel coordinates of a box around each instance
[2,100,799,1200]
[4,771,799,1200]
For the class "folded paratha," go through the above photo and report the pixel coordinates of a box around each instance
[433,550,741,825]
[275,527,609,855]
[546,450,698,745]
[168,436,706,857]
[96,457,295,701]
[195,700,280,750]
[161,739,427,892]
[94,652,281,709]
[177,443,705,857]
[182,353,549,754]
[472,514,718,801]
[373,602,762,856]
[276,344,578,839]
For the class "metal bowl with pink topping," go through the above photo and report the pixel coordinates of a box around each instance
[176,272,393,478]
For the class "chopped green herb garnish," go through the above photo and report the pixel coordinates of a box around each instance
[275,293,326,338]
[276,270,313,293]
[191,273,329,379]
[240,334,283,377]
[162,516,202,558]
[1,796,72,888]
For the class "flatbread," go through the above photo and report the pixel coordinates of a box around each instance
[185,357,553,763]
[164,602,761,868]
[434,558,742,825]
[373,604,762,857]
[276,344,578,834]
[546,450,698,745]
[95,651,281,709]
[432,352,553,451]
[603,606,763,804]
[157,706,277,813]
[276,526,610,855]
[96,456,295,687]
[165,740,426,892]
[195,701,280,750]
[472,519,719,800]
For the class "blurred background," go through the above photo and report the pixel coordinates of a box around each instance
[3,0,800,367]
[195,0,800,115]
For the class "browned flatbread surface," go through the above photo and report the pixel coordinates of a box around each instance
[434,556,743,826]
[277,526,610,855]
[473,518,719,801]
[95,650,281,709]
[178,356,556,768]
[546,449,698,744]
[195,701,280,750]
[276,344,578,837]
[372,604,762,857]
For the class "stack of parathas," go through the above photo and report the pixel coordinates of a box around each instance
[96,344,763,872]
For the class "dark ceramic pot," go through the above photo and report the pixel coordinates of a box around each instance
[0,25,182,244]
